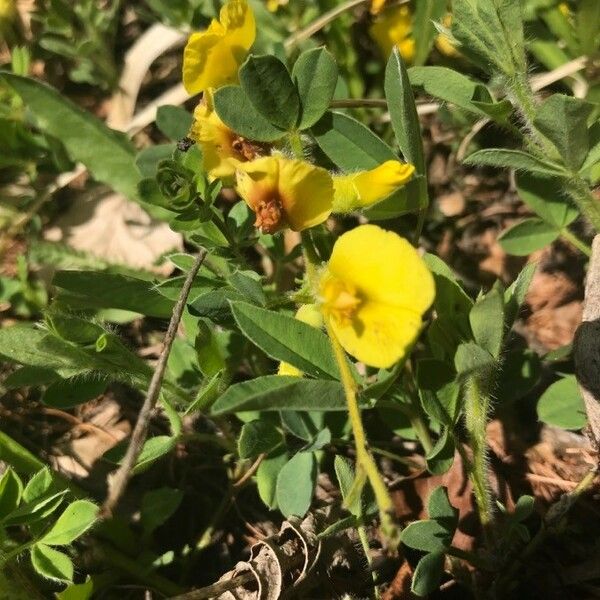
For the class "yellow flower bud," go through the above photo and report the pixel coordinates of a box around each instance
[278,304,323,376]
[319,225,434,368]
[183,0,256,95]
[369,5,415,63]
[332,160,415,213]
[235,156,333,234]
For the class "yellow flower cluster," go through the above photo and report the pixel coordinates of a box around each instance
[182,0,434,369]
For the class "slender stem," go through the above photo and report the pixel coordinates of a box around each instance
[357,525,380,600]
[447,546,490,571]
[325,321,399,546]
[288,131,305,159]
[100,249,208,517]
[567,177,600,233]
[330,98,388,109]
[167,572,255,600]
[560,227,592,257]
[408,411,434,455]
[284,0,369,49]
[463,375,494,533]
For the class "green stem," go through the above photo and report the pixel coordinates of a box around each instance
[408,411,434,455]
[447,546,490,571]
[560,227,592,257]
[326,321,400,547]
[567,177,600,233]
[288,131,305,159]
[464,375,494,533]
[284,0,369,49]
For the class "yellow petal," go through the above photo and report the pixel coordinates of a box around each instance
[220,0,256,50]
[236,157,333,232]
[370,0,387,15]
[330,301,424,368]
[182,0,255,95]
[369,5,414,60]
[277,159,333,231]
[326,224,434,315]
[332,160,415,212]
[321,225,434,368]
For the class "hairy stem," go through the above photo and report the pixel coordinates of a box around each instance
[560,227,592,257]
[326,321,399,546]
[567,177,600,233]
[464,375,494,533]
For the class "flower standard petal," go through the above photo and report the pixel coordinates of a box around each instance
[320,224,434,368]
[182,0,255,95]
[331,302,424,368]
[277,159,333,231]
[236,157,333,233]
[326,224,434,313]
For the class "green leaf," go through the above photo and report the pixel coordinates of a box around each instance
[513,495,535,522]
[385,49,426,175]
[3,490,67,526]
[0,430,45,475]
[141,487,183,537]
[311,111,396,170]
[0,468,22,520]
[409,66,507,122]
[534,95,594,170]
[428,486,458,526]
[23,468,53,503]
[31,544,73,582]
[40,500,97,546]
[210,376,346,415]
[412,552,445,597]
[42,379,107,409]
[239,54,300,130]
[516,173,578,228]
[228,271,266,306]
[292,47,338,130]
[425,429,455,475]
[1,73,140,200]
[133,436,177,474]
[469,288,505,358]
[412,0,447,66]
[230,302,339,380]
[56,577,94,600]
[213,85,285,142]
[577,0,600,55]
[156,105,193,141]
[257,449,288,509]
[189,289,247,325]
[276,452,316,517]
[238,420,284,459]
[136,144,176,177]
[401,519,453,552]
[498,218,560,256]
[537,375,587,430]
[52,271,174,318]
[3,365,62,389]
[464,149,567,177]
[454,342,495,377]
[334,455,361,517]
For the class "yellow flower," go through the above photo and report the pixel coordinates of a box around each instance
[370,0,387,15]
[278,304,323,376]
[319,225,434,368]
[435,14,460,58]
[183,0,256,95]
[266,0,289,12]
[369,5,415,63]
[236,156,333,234]
[190,93,267,184]
[332,160,415,213]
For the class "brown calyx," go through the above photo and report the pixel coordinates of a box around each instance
[254,194,286,234]
[232,136,269,162]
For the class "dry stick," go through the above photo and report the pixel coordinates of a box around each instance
[167,572,255,600]
[575,234,600,449]
[100,249,208,518]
